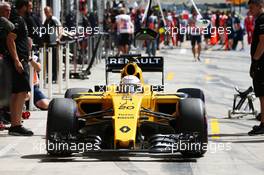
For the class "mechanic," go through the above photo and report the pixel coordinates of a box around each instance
[203,11,211,50]
[248,0,264,135]
[43,6,62,83]
[233,17,245,51]
[24,0,43,47]
[146,10,158,57]
[7,0,33,136]
[115,8,134,55]
[226,11,235,50]
[244,12,255,45]
[0,2,14,123]
[188,8,202,62]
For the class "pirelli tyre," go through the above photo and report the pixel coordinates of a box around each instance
[178,98,208,157]
[177,88,205,102]
[64,88,93,99]
[46,98,78,156]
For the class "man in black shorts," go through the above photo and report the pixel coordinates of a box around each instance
[6,0,33,136]
[115,8,134,55]
[248,0,264,135]
[188,8,202,61]
[226,11,235,50]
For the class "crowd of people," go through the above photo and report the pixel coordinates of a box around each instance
[102,1,255,61]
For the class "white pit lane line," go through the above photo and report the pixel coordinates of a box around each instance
[0,122,44,157]
[180,49,187,54]
[0,138,26,157]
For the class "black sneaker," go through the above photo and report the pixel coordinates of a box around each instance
[0,112,11,125]
[256,113,262,121]
[8,125,34,136]
[248,124,264,136]
[252,125,260,130]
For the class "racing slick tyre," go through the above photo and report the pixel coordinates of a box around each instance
[177,88,205,102]
[64,88,93,99]
[46,98,78,156]
[177,98,208,157]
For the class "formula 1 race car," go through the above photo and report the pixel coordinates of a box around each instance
[46,55,208,158]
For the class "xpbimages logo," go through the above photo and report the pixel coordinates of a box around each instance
[165,26,232,37]
[33,141,100,154]
[33,26,101,37]
[163,141,232,154]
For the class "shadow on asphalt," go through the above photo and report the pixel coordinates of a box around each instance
[209,133,264,143]
[21,153,198,163]
[209,133,249,137]
[211,139,264,143]
[0,134,45,137]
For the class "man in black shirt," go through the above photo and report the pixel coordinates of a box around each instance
[6,0,33,136]
[248,0,264,135]
[0,2,14,113]
[24,0,42,47]
[43,6,62,82]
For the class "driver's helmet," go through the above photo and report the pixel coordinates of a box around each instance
[120,75,141,93]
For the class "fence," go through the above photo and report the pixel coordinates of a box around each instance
[28,33,109,110]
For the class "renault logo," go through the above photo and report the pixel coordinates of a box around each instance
[120,126,131,133]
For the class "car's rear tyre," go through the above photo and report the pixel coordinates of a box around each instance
[46,98,78,156]
[64,88,93,98]
[177,88,205,102]
[177,98,208,157]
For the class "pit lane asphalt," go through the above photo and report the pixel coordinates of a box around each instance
[0,44,264,175]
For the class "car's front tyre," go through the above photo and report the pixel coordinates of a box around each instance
[46,98,78,156]
[177,98,208,157]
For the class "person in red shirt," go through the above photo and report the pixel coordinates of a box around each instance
[244,12,255,44]
[219,12,227,44]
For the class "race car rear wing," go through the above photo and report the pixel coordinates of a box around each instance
[105,55,164,85]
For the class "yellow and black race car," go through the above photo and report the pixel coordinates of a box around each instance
[46,55,208,157]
